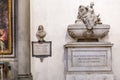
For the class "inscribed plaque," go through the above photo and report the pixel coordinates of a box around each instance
[32,41,51,57]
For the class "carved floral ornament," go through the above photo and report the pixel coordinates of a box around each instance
[68,2,110,42]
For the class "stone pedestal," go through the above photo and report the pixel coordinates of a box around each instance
[64,42,114,80]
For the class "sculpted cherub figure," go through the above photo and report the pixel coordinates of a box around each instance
[77,2,102,30]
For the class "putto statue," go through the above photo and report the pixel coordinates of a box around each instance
[68,2,110,42]
[76,2,102,30]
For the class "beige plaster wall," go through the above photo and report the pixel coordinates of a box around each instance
[30,0,120,80]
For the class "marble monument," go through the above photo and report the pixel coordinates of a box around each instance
[65,2,114,80]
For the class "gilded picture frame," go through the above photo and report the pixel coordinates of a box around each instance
[0,0,12,55]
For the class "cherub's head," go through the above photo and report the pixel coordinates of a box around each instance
[90,2,94,8]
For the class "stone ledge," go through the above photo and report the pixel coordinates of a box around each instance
[65,42,113,48]
[18,73,33,80]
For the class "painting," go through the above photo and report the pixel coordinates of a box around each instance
[0,0,12,54]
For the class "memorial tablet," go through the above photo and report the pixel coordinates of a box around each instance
[67,47,112,71]
[32,41,51,57]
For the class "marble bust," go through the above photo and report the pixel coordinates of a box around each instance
[36,25,46,42]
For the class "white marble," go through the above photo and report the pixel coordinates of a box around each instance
[67,2,110,41]
[65,42,114,80]
[65,42,113,71]
[68,24,110,40]
[66,73,114,80]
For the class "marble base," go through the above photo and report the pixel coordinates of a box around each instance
[66,73,114,80]
[65,42,113,72]
[64,42,114,80]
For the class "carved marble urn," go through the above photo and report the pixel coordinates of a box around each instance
[68,2,110,41]
[68,23,110,41]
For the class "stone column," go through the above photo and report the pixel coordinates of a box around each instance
[17,0,32,80]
